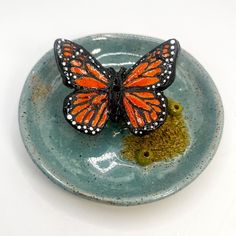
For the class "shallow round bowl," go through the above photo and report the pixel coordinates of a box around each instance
[19,34,224,205]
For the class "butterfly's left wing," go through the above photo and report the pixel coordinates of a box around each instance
[54,39,111,134]
[54,38,111,90]
[64,90,109,135]
[122,39,180,134]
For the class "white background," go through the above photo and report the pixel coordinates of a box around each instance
[0,0,236,235]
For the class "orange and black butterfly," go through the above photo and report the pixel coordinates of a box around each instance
[54,38,180,135]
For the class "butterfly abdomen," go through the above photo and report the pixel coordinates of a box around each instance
[108,68,126,122]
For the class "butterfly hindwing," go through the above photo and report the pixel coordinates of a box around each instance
[64,90,109,134]
[123,39,180,90]
[122,90,167,135]
[54,38,111,89]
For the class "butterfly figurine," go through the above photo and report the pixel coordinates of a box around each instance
[54,38,180,135]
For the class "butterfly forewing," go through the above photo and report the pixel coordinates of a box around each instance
[54,38,110,89]
[123,39,180,90]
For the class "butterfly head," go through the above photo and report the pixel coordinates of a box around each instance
[107,66,127,76]
[106,66,127,91]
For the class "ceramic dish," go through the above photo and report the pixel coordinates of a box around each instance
[19,33,224,205]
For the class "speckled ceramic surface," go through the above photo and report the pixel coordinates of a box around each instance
[19,34,224,206]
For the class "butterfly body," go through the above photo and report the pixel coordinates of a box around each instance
[54,38,180,135]
[107,67,126,122]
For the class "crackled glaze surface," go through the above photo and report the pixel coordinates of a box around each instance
[19,34,224,205]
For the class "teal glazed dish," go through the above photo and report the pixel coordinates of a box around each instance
[19,34,224,205]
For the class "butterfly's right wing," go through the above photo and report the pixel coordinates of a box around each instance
[121,39,180,135]
[122,90,167,135]
[123,39,180,90]
[64,90,109,135]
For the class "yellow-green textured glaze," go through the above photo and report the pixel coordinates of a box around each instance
[122,98,189,166]
[19,34,224,206]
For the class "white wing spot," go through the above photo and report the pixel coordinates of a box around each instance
[67,114,72,120]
